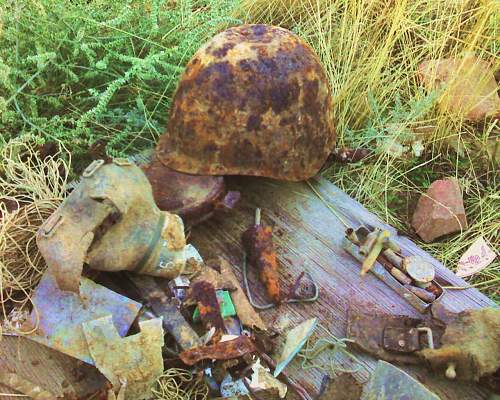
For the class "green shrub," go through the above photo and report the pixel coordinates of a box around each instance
[0,0,241,160]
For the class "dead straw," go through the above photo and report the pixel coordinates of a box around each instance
[0,138,69,333]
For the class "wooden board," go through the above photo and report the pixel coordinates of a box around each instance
[0,176,494,399]
[0,336,106,399]
[190,176,494,400]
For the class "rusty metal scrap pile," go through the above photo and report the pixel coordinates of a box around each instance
[1,23,499,400]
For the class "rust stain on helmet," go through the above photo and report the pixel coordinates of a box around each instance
[157,24,335,181]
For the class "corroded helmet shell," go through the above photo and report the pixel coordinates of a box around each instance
[157,24,335,181]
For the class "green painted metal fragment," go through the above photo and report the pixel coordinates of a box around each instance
[274,318,318,377]
[193,290,236,321]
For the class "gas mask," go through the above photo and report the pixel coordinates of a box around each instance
[37,159,202,293]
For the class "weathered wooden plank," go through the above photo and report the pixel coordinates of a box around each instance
[190,176,494,400]
[0,336,106,399]
[0,176,493,399]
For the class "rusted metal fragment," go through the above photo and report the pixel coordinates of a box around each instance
[404,285,436,303]
[82,316,164,400]
[190,280,226,331]
[129,274,201,350]
[22,272,141,364]
[190,264,236,292]
[419,307,500,381]
[346,309,444,364]
[37,160,202,292]
[341,237,445,313]
[317,373,363,400]
[157,24,335,181]
[362,361,440,400]
[179,335,256,366]
[142,158,240,226]
[383,327,421,353]
[219,258,267,331]
[242,213,281,304]
[193,290,236,321]
[0,368,60,400]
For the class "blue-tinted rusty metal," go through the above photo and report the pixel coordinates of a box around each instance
[23,272,141,364]
[362,361,440,400]
[82,316,164,400]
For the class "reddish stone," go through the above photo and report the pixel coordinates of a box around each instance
[412,178,468,242]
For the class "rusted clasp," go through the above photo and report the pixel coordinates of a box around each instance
[82,159,105,178]
[383,326,435,353]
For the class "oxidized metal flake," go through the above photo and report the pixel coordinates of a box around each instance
[179,335,256,366]
[23,272,142,364]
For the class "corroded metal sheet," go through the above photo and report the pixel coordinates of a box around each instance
[142,158,239,226]
[23,272,141,364]
[129,274,201,350]
[82,316,164,400]
[157,24,335,181]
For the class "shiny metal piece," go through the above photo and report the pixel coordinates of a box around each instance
[82,316,164,400]
[362,361,440,400]
[403,255,435,284]
[22,272,141,364]
[168,276,191,302]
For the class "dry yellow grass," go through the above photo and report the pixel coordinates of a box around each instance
[0,139,69,331]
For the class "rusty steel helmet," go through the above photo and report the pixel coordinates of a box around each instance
[157,24,335,181]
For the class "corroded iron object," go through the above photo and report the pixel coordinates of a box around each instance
[157,24,335,181]
[82,316,164,400]
[141,158,240,226]
[179,335,256,366]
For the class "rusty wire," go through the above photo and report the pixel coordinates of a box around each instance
[242,254,319,310]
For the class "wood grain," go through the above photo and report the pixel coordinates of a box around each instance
[0,336,106,399]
